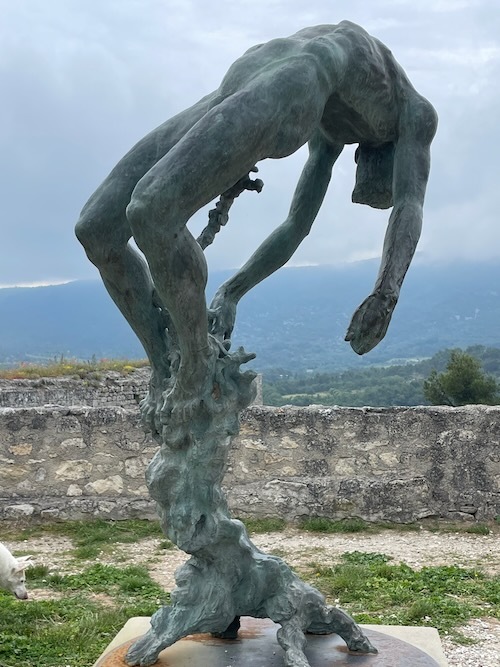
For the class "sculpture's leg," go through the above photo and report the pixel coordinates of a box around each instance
[125,602,238,666]
[125,102,271,409]
[75,171,175,436]
[75,222,172,432]
[76,206,169,367]
[306,604,377,654]
[75,97,220,434]
[277,617,310,667]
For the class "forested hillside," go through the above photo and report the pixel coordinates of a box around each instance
[262,346,500,407]
[1,259,500,371]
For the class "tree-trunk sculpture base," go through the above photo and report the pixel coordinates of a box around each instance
[122,344,375,667]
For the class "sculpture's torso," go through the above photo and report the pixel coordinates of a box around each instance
[213,21,416,148]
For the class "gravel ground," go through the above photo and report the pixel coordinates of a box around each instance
[6,528,500,667]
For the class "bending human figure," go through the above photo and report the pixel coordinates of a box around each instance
[76,21,437,412]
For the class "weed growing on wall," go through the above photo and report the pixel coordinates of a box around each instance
[0,356,148,380]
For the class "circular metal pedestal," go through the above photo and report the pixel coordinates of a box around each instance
[96,617,440,667]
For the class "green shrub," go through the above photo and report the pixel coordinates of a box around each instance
[299,517,369,533]
[241,517,287,533]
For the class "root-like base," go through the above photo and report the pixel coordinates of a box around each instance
[132,344,375,667]
[125,520,376,667]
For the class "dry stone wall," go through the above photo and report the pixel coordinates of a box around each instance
[0,369,263,410]
[227,406,500,523]
[0,369,150,410]
[0,404,498,523]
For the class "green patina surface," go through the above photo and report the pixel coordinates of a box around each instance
[76,20,437,667]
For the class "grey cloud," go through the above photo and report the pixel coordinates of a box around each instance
[1,0,499,284]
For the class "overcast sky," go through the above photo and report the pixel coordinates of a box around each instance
[1,0,498,287]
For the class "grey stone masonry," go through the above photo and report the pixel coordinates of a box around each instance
[0,404,498,522]
[227,405,500,523]
[0,369,151,410]
[0,369,262,410]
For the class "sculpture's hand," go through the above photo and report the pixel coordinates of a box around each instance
[345,292,398,355]
[207,289,237,346]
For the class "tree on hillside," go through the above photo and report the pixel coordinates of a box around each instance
[423,350,500,406]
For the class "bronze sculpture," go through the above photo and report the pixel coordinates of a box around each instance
[77,21,437,667]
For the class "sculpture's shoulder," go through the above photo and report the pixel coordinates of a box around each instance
[289,21,367,41]
[291,21,408,89]
[290,21,389,52]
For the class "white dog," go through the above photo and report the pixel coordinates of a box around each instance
[0,541,34,599]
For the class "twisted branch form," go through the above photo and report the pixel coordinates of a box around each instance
[196,168,263,250]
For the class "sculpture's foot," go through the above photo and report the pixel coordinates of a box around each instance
[157,336,226,436]
[345,633,378,654]
[125,629,164,666]
[211,615,241,640]
[306,604,377,655]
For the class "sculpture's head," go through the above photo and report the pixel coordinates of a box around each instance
[352,141,394,210]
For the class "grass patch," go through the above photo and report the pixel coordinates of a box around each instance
[45,564,166,598]
[73,543,103,560]
[158,539,175,550]
[307,551,500,637]
[0,596,130,667]
[0,356,148,380]
[298,517,370,533]
[0,563,167,667]
[241,517,287,533]
[466,524,491,536]
[340,551,393,566]
[3,518,163,551]
[421,519,499,535]
[26,564,50,581]
[27,563,167,601]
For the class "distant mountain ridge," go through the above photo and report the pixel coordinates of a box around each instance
[1,260,500,371]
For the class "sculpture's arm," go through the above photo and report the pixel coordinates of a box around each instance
[346,97,438,354]
[209,132,343,341]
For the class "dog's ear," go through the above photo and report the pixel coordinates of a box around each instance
[14,555,35,571]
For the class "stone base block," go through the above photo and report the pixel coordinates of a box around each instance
[93,617,448,667]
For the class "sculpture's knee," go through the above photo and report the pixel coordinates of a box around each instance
[126,193,173,256]
[75,209,128,266]
[75,213,99,256]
